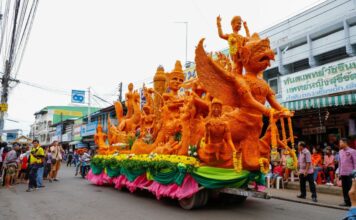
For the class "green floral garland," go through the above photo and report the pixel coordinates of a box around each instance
[100,157,195,173]
[91,156,105,168]
[90,155,265,189]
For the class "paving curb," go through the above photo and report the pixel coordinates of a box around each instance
[271,195,349,211]
[285,182,342,196]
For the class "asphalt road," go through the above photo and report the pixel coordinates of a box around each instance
[0,164,346,220]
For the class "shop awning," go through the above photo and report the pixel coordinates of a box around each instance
[282,93,356,111]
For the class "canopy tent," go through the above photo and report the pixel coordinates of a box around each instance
[281,93,356,111]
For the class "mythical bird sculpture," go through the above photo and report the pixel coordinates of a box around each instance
[195,34,292,171]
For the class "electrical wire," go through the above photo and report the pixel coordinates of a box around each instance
[19,80,70,95]
[0,0,39,80]
[12,0,39,78]
[90,87,112,105]
[91,96,102,108]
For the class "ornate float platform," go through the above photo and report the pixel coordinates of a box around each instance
[87,15,298,209]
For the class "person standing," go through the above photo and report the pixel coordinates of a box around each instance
[36,146,45,188]
[3,143,20,188]
[67,149,73,167]
[27,140,44,192]
[339,138,356,207]
[73,151,79,167]
[50,141,64,181]
[1,143,9,186]
[297,141,317,202]
[18,147,29,183]
[44,148,52,181]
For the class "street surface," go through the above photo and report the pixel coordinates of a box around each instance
[0,164,346,220]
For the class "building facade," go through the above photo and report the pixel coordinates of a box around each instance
[261,0,356,145]
[30,106,100,146]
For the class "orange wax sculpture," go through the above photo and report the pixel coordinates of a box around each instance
[94,15,297,173]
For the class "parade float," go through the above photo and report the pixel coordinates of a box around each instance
[87,15,298,209]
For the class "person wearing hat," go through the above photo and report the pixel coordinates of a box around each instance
[323,146,335,186]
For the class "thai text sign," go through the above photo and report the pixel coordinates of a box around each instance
[280,57,356,102]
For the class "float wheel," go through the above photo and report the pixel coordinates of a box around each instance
[179,190,209,210]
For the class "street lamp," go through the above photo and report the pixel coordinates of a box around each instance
[174,21,189,67]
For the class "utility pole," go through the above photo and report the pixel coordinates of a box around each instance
[118,82,123,102]
[0,1,21,136]
[87,87,91,123]
[0,61,11,135]
[0,1,39,139]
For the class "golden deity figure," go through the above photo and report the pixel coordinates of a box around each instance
[153,60,185,146]
[117,90,141,134]
[125,83,135,119]
[140,105,155,140]
[94,118,109,155]
[198,98,236,168]
[217,15,250,75]
[131,61,185,154]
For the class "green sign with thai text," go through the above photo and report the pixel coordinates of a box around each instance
[280,56,356,102]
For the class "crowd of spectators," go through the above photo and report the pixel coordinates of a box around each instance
[0,140,64,191]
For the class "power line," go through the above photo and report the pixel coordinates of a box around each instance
[19,79,70,95]
[92,94,112,105]
[0,0,39,136]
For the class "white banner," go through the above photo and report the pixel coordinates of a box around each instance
[280,56,356,102]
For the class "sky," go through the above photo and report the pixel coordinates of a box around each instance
[4,0,325,134]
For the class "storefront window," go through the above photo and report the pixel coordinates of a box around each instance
[268,77,279,94]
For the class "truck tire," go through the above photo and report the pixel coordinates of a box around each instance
[179,195,196,210]
[194,189,208,208]
[179,190,209,210]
